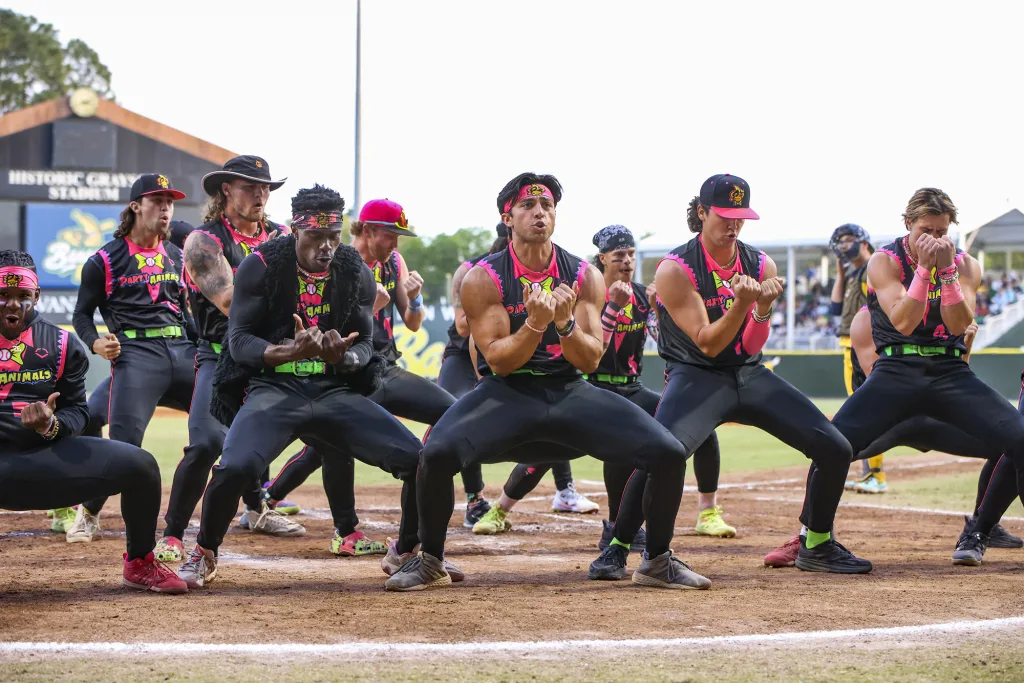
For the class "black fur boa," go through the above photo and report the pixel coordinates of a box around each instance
[210,235,385,426]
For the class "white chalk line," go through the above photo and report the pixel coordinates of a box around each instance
[3,615,1023,658]
[754,496,1024,523]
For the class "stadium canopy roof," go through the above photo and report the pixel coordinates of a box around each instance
[964,209,1024,251]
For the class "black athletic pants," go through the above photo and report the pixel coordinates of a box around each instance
[196,376,423,554]
[614,362,853,545]
[500,381,721,522]
[266,363,478,535]
[418,374,689,559]
[84,338,196,515]
[0,437,161,559]
[966,373,1024,535]
[829,356,1024,534]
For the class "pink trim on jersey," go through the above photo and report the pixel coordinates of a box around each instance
[393,251,403,278]
[56,329,69,380]
[660,253,698,290]
[955,251,966,266]
[475,261,503,299]
[97,249,114,298]
[877,247,900,265]
[253,251,267,266]
[510,243,558,282]
[125,236,164,259]
[757,252,767,281]
[575,260,587,288]
[698,234,744,280]
[195,229,223,250]
[859,304,868,311]
[461,260,472,270]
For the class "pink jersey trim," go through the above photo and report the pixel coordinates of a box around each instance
[660,253,698,290]
[195,229,224,250]
[757,252,767,281]
[97,249,114,298]
[56,329,69,380]
[878,247,900,265]
[575,260,587,289]
[475,261,503,300]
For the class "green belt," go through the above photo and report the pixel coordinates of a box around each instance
[882,344,961,358]
[509,368,551,376]
[209,342,223,354]
[123,326,183,339]
[273,360,329,376]
[584,373,638,385]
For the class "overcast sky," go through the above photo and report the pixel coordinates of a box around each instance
[7,0,1023,256]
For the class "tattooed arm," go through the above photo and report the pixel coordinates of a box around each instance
[183,231,234,316]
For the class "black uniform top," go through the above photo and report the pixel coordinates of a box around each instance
[473,243,588,378]
[596,281,650,377]
[368,251,402,363]
[656,236,766,368]
[73,236,191,352]
[227,251,376,378]
[443,251,491,360]
[0,312,89,450]
[837,262,868,338]
[185,217,284,344]
[868,236,967,354]
[169,221,194,250]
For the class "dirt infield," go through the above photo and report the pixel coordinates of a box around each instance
[1,451,1023,680]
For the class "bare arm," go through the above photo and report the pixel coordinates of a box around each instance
[395,253,425,332]
[654,258,762,359]
[940,254,980,336]
[830,256,845,305]
[555,266,605,374]
[462,267,546,376]
[451,261,472,338]
[184,231,234,316]
[849,307,878,376]
[867,251,927,336]
[468,334,483,380]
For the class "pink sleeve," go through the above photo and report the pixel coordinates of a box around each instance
[741,311,770,355]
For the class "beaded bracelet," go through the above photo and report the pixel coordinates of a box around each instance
[524,319,546,334]
[937,269,959,285]
[752,306,772,324]
[41,415,60,441]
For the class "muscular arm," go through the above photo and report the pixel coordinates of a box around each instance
[452,261,472,338]
[395,253,425,332]
[849,307,878,376]
[654,258,753,359]
[557,265,605,373]
[462,267,541,376]
[468,334,483,380]
[340,266,377,370]
[184,231,234,316]
[72,257,106,352]
[940,254,980,336]
[227,255,303,369]
[51,334,90,439]
[867,252,926,336]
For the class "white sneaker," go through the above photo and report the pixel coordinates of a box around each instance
[552,482,600,514]
[177,545,218,589]
[66,506,101,542]
[239,503,306,537]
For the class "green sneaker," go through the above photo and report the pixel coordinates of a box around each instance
[695,506,737,537]
[853,474,888,494]
[154,536,184,562]
[472,504,511,535]
[51,507,76,534]
[330,530,388,556]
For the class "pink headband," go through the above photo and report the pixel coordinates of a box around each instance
[503,184,554,214]
[0,267,39,290]
[292,211,345,230]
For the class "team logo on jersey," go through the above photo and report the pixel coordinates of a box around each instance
[0,341,50,401]
[240,242,252,257]
[729,185,745,206]
[156,175,170,189]
[703,271,735,314]
[0,343,26,367]
[126,251,177,303]
[297,274,330,327]
[518,275,556,294]
[135,253,165,271]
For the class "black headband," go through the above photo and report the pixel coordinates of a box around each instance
[592,225,635,253]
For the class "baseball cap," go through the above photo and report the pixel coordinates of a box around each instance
[699,174,759,220]
[359,199,416,237]
[130,173,186,202]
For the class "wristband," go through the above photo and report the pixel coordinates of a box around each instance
[752,306,772,324]
[408,294,424,312]
[524,319,546,334]
[937,264,959,285]
[41,415,59,441]
[555,318,577,338]
[941,279,965,306]
[907,265,931,303]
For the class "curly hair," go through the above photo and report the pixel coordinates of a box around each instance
[291,183,346,216]
[113,205,136,240]
[0,250,36,270]
[496,173,564,215]
[686,196,704,234]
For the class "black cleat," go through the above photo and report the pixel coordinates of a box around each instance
[588,544,628,580]
[463,496,491,529]
[795,537,873,574]
[962,515,1020,549]
[597,521,646,554]
[952,531,988,566]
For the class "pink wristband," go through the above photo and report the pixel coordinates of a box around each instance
[941,280,964,306]
[907,265,931,303]
[601,302,621,344]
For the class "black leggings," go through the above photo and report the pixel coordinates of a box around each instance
[614,362,852,544]
[418,375,689,560]
[84,338,197,515]
[499,381,721,522]
[266,363,479,534]
[968,373,1024,534]
[0,437,161,559]
[196,377,423,554]
[831,356,1024,536]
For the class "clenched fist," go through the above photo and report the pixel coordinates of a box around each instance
[92,333,120,360]
[758,276,785,306]
[21,392,58,434]
[552,282,578,327]
[731,274,762,306]
[404,270,425,301]
[934,236,956,269]
[373,283,390,315]
[524,283,556,331]
[915,234,940,270]
[609,281,632,308]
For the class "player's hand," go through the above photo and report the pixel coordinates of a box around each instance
[552,282,578,327]
[291,314,325,360]
[757,276,785,306]
[935,236,956,269]
[404,270,425,301]
[609,281,632,308]
[645,283,657,301]
[524,282,556,330]
[964,321,979,347]
[320,329,359,365]
[915,234,939,270]
[732,274,762,306]
[373,283,390,315]
[21,392,58,434]
[92,333,120,360]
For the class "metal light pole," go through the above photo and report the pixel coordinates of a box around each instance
[352,0,362,216]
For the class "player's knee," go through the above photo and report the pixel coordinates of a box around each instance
[187,432,224,466]
[809,427,854,468]
[216,451,265,485]
[420,437,462,476]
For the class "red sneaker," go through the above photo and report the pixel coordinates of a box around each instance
[122,552,188,594]
[764,535,801,568]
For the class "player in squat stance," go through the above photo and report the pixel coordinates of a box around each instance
[590,174,867,580]
[386,172,701,591]
[0,250,186,593]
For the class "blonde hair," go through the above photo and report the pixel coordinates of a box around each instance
[903,188,959,225]
[349,220,366,238]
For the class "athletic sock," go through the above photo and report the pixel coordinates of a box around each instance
[805,530,831,549]
[610,537,630,551]
[467,493,479,503]
[799,525,808,538]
